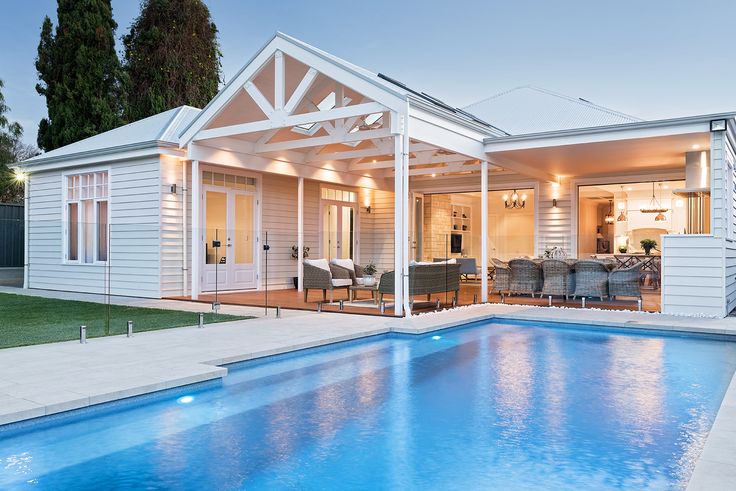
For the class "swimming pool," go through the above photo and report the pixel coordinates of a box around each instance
[1,320,735,490]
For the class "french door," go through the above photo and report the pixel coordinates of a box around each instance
[202,186,257,291]
[411,192,424,260]
[322,203,355,260]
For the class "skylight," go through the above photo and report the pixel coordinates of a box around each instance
[293,92,351,135]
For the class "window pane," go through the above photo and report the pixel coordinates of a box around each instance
[68,203,78,261]
[97,201,108,261]
[205,191,227,265]
[234,194,254,264]
[82,200,94,263]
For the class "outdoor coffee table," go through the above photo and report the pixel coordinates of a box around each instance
[349,284,379,304]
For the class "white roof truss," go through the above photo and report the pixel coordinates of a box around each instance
[179,33,497,183]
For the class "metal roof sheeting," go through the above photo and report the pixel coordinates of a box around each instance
[464,86,642,136]
[24,106,201,164]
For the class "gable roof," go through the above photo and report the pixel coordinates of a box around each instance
[23,106,200,166]
[464,86,642,135]
[179,32,500,145]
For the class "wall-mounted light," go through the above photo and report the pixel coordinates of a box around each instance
[365,205,372,214]
[552,198,557,208]
[13,169,27,183]
[170,183,177,194]
[711,119,727,132]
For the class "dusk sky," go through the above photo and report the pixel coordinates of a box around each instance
[2,0,735,146]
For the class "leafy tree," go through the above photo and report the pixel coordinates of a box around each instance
[35,0,125,151]
[0,79,39,203]
[123,0,222,121]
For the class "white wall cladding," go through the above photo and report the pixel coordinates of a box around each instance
[260,173,301,289]
[537,180,571,256]
[28,158,162,298]
[160,156,188,297]
[359,189,395,273]
[724,126,736,314]
[662,124,736,317]
[661,235,726,316]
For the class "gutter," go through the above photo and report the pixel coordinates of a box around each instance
[12,141,183,169]
[484,112,736,146]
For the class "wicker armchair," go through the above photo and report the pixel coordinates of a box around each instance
[303,259,353,302]
[491,258,510,295]
[378,263,460,304]
[541,259,575,299]
[509,258,543,297]
[609,264,642,300]
[573,260,609,300]
[330,258,365,286]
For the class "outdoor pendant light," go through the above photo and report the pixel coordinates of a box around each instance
[604,200,615,224]
[617,185,627,221]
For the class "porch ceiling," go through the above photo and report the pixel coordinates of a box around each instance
[487,132,710,179]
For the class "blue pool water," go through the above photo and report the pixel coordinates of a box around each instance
[2,321,736,490]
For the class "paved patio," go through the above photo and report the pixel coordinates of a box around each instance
[1,288,735,489]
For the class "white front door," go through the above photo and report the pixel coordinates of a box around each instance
[202,186,257,291]
[322,203,355,261]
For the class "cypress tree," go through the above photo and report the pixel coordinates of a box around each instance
[35,0,125,152]
[123,0,222,121]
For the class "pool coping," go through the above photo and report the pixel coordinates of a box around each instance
[2,303,736,489]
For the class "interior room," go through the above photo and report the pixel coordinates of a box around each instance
[420,189,535,265]
[577,180,709,257]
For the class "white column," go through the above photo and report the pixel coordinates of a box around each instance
[297,177,304,291]
[191,160,200,300]
[182,159,188,295]
[401,109,411,316]
[480,160,489,302]
[23,175,29,289]
[393,134,404,316]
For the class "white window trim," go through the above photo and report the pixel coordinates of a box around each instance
[61,166,111,265]
[318,184,360,262]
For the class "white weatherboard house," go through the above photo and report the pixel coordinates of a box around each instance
[15,33,736,317]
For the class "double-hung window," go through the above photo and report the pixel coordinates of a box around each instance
[66,171,108,263]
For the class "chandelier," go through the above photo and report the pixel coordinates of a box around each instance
[640,182,669,221]
[503,190,526,209]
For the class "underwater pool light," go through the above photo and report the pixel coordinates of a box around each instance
[177,395,194,404]
[431,335,442,340]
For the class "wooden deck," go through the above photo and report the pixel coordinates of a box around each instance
[169,282,661,317]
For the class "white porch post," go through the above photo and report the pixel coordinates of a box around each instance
[402,109,411,316]
[23,175,29,289]
[297,177,304,291]
[393,133,404,316]
[191,159,200,300]
[480,160,489,302]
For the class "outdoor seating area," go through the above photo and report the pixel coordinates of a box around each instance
[490,257,644,307]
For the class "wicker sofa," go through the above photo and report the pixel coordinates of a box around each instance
[378,262,461,304]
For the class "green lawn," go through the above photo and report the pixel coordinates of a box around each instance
[0,293,253,349]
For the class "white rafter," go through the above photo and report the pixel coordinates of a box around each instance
[284,68,318,114]
[244,81,274,118]
[193,102,387,142]
[255,127,391,153]
[274,51,285,110]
